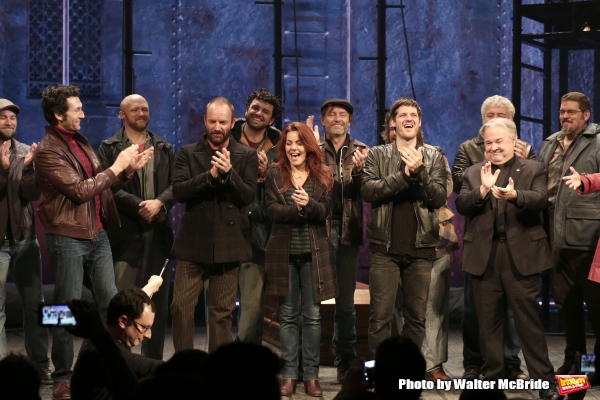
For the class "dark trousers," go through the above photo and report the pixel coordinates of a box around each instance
[368,251,431,356]
[553,247,600,366]
[462,272,521,370]
[472,239,554,381]
[171,260,239,353]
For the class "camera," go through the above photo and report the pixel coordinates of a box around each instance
[38,304,76,327]
[364,359,376,382]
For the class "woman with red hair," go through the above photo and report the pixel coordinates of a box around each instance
[264,122,336,396]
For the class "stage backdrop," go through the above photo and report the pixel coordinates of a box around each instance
[0,0,595,286]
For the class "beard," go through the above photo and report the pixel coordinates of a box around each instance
[207,129,231,145]
[561,125,573,136]
[326,126,347,137]
[126,117,149,132]
[0,127,16,142]
[245,116,270,132]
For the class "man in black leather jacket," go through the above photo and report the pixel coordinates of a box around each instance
[361,97,446,356]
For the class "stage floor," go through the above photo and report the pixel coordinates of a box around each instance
[7,325,596,399]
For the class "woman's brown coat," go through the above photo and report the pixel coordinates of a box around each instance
[264,165,338,302]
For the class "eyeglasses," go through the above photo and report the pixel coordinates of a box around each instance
[129,318,152,334]
[559,110,583,116]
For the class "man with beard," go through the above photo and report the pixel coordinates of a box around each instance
[539,92,600,374]
[0,99,51,384]
[97,94,176,360]
[170,97,257,353]
[309,99,369,382]
[230,89,282,345]
[361,97,447,356]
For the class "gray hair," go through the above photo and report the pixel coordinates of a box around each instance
[481,117,518,140]
[480,95,515,123]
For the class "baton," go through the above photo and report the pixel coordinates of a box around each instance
[159,259,169,277]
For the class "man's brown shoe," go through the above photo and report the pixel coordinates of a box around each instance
[426,366,451,381]
[304,380,323,397]
[52,382,71,400]
[280,378,296,396]
[506,365,528,380]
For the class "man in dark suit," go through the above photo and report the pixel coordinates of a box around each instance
[456,118,561,400]
[170,97,258,353]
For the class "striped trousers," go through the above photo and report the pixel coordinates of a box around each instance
[171,259,239,353]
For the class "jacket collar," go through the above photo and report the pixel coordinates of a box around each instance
[544,122,600,143]
[320,133,367,158]
[231,119,281,146]
[102,127,171,148]
[193,132,244,154]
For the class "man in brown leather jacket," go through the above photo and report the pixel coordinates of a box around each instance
[308,98,368,382]
[34,84,152,400]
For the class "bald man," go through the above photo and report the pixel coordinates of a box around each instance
[97,94,176,360]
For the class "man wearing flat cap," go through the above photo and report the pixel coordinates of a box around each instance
[0,99,51,384]
[308,98,369,382]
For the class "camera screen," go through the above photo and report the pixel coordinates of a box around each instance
[364,359,375,382]
[581,354,596,373]
[40,304,76,327]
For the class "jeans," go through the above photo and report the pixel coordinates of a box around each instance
[46,230,118,382]
[462,272,521,370]
[330,220,359,364]
[368,251,431,356]
[393,254,450,372]
[0,237,49,370]
[279,255,321,380]
[236,261,265,345]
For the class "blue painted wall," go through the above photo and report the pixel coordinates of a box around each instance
[0,0,596,284]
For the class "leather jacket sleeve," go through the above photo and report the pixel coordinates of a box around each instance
[452,142,471,195]
[35,147,120,205]
[97,142,144,218]
[155,145,177,211]
[413,151,448,209]
[361,148,409,204]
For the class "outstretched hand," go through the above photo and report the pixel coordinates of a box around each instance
[562,166,582,191]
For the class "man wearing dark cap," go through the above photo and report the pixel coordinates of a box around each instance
[0,99,51,384]
[308,98,368,382]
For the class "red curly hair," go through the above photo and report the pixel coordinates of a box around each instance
[274,122,333,194]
